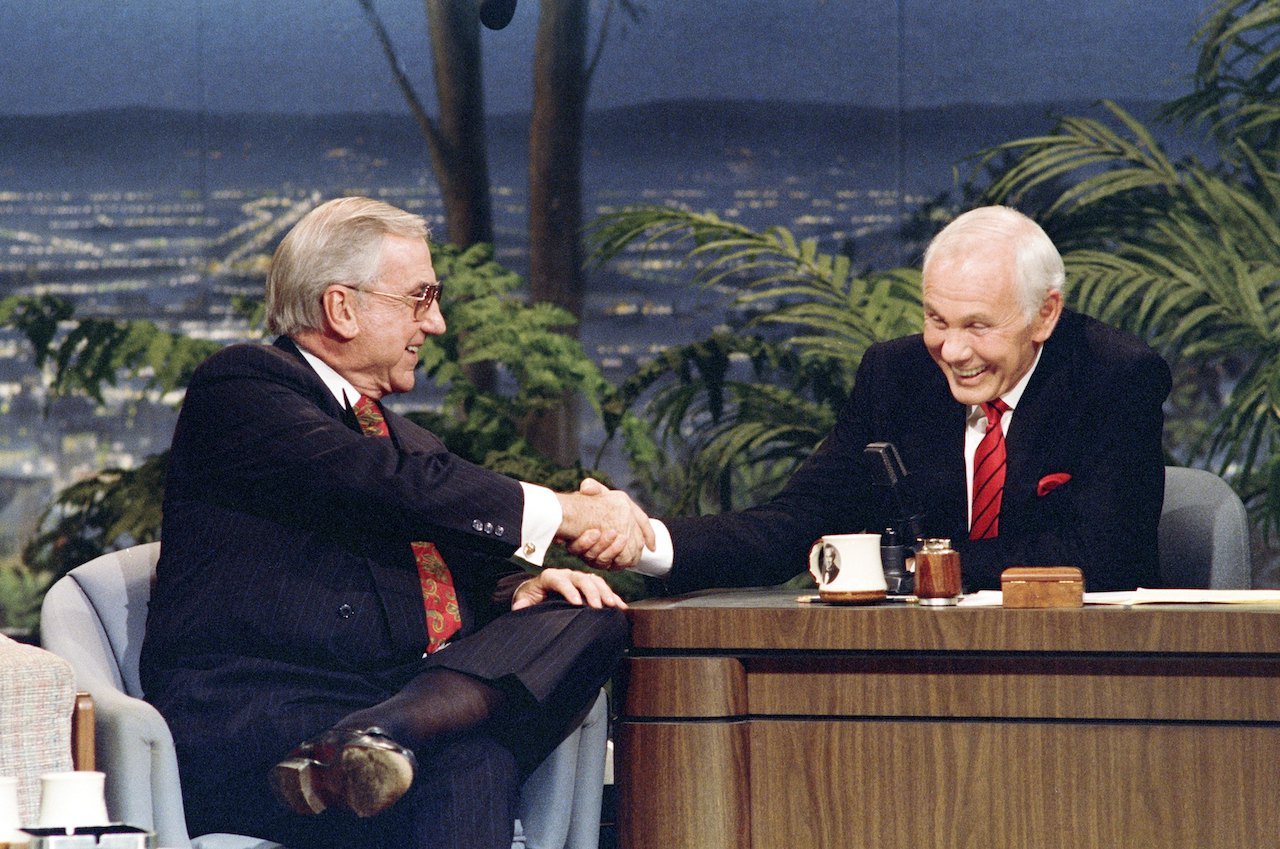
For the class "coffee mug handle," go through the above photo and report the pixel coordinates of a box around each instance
[808,539,825,585]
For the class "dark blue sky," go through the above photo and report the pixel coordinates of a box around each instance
[2,0,1211,116]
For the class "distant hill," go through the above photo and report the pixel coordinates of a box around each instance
[0,99,1170,194]
[581,98,1136,157]
[579,98,1168,188]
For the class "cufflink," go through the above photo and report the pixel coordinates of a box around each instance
[523,542,536,556]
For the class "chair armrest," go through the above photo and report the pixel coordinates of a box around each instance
[514,688,609,849]
[86,685,192,849]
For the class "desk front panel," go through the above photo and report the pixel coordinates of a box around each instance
[746,654,1280,722]
[620,592,1280,849]
[750,718,1280,849]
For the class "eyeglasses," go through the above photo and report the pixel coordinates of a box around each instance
[339,282,443,320]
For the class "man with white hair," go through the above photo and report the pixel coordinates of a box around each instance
[579,205,1172,595]
[142,196,652,849]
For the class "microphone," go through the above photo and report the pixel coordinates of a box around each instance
[864,442,925,538]
[479,0,518,30]
[864,442,925,594]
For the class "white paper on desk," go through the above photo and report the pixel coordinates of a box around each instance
[957,591,1004,607]
[957,588,1280,606]
[1084,588,1280,605]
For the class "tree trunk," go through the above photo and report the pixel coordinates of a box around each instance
[527,0,590,463]
[418,1,498,397]
[424,0,495,246]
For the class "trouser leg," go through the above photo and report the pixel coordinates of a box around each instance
[267,602,628,845]
[335,667,507,753]
[339,602,629,771]
[400,731,521,849]
[488,605,628,776]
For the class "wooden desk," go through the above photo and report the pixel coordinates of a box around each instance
[618,589,1280,849]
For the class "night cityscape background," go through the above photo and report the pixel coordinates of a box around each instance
[0,0,1217,587]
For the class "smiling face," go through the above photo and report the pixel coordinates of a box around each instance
[921,242,1061,407]
[343,234,445,399]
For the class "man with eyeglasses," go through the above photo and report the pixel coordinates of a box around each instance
[140,196,652,849]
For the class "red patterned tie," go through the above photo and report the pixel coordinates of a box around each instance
[354,395,462,653]
[970,398,1010,541]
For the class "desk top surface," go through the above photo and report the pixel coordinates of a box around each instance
[627,587,1280,654]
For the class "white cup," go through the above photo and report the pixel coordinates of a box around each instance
[808,533,888,601]
[0,775,20,833]
[36,771,109,830]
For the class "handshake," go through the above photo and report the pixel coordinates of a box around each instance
[555,477,655,571]
[512,478,654,613]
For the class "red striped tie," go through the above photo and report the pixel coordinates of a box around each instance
[970,398,1010,541]
[354,395,462,653]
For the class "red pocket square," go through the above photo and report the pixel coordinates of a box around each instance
[1037,472,1072,496]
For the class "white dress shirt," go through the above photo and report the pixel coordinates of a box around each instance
[962,346,1041,527]
[295,344,561,567]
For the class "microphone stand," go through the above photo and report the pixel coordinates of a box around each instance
[864,442,924,595]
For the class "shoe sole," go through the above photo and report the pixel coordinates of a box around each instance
[271,756,328,816]
[340,745,415,818]
[271,745,415,818]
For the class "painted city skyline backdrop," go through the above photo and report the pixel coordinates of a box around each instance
[0,0,1228,560]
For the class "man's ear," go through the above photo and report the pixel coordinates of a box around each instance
[321,285,360,341]
[1031,289,1064,344]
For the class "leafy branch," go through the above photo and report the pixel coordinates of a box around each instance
[0,295,220,406]
[588,205,922,512]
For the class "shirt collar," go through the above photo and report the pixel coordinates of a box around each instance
[293,340,362,409]
[966,344,1043,425]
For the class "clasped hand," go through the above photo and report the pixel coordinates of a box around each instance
[555,477,655,571]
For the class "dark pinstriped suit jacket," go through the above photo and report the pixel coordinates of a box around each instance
[140,337,529,806]
[662,310,1172,595]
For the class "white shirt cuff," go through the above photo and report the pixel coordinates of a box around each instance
[518,482,561,567]
[631,518,674,577]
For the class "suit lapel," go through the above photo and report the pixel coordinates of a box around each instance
[896,352,969,542]
[272,336,359,432]
[1002,315,1076,524]
[380,405,447,454]
[929,400,970,544]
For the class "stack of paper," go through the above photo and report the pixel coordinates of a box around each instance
[1083,588,1280,605]
[957,588,1280,607]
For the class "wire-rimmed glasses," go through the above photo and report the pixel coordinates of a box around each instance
[339,282,442,319]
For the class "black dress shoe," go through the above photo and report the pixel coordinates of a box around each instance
[271,726,418,818]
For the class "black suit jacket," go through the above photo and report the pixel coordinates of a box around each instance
[664,310,1172,594]
[140,338,528,801]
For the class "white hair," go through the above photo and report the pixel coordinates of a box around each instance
[922,205,1064,320]
[266,196,429,336]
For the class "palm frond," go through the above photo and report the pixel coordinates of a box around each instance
[589,206,928,513]
[589,205,920,375]
[976,102,1181,215]
[1163,0,1280,158]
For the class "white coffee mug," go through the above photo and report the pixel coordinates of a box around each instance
[36,771,109,829]
[0,775,20,833]
[808,533,888,602]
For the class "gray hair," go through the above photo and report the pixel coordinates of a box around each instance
[921,206,1064,320]
[266,196,429,336]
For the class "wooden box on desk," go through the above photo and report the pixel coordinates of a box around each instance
[1001,566,1084,608]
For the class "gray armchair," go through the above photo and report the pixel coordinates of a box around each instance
[40,542,608,849]
[1157,466,1252,589]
